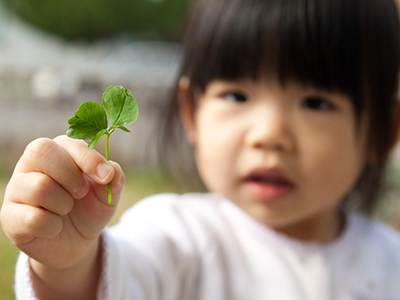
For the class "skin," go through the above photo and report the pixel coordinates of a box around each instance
[180,77,369,243]
[0,135,125,300]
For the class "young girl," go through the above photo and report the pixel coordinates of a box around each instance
[2,0,400,299]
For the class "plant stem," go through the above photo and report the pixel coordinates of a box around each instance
[105,133,112,205]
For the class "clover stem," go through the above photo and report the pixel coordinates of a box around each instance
[105,133,112,206]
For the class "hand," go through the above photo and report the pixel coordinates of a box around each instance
[0,135,125,270]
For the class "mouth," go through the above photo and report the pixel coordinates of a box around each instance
[243,169,295,201]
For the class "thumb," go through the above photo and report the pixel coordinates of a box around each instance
[69,161,125,240]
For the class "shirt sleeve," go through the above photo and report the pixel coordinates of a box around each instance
[15,252,38,300]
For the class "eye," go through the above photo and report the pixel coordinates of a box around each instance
[301,96,332,111]
[223,92,248,103]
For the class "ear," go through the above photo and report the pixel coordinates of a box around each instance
[178,77,197,145]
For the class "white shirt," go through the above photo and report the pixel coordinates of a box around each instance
[15,193,400,300]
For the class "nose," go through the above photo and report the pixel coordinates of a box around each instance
[245,105,293,152]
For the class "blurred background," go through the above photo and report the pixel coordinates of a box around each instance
[0,1,194,298]
[0,1,400,299]
[0,0,193,172]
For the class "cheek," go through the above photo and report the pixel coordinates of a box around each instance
[299,127,365,198]
[194,137,232,193]
[193,116,241,192]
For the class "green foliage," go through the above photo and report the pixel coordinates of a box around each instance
[67,102,108,142]
[1,0,191,41]
[67,85,139,204]
[67,85,138,150]
[102,85,139,128]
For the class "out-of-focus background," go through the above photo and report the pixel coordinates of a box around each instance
[0,1,400,299]
[0,0,193,172]
[0,1,194,298]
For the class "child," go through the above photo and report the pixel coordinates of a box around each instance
[2,0,400,299]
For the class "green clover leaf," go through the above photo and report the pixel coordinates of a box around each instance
[102,85,139,128]
[66,85,139,205]
[66,101,108,141]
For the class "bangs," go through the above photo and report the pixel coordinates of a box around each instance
[181,0,400,107]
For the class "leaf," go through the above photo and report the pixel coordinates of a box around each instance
[88,129,107,150]
[117,125,131,133]
[66,102,108,140]
[102,85,139,127]
[66,85,139,206]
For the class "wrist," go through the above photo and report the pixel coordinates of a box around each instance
[30,238,102,300]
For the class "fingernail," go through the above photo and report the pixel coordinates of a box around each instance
[97,163,112,180]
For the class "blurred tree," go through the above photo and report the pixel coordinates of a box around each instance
[1,0,192,41]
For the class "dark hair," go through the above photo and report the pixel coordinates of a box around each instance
[160,0,400,214]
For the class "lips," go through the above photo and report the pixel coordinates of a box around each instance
[243,169,295,201]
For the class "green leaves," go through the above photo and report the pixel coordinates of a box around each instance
[102,85,139,128]
[66,102,108,148]
[66,85,139,150]
[66,85,139,205]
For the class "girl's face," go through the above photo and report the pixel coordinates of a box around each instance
[181,78,368,243]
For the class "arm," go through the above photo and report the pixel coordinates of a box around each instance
[30,240,101,300]
[1,135,125,300]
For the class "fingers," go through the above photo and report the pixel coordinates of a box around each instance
[53,136,125,206]
[15,135,119,201]
[0,135,125,264]
[11,135,124,209]
[55,161,125,240]
[52,136,125,206]
[90,161,125,206]
[4,135,122,236]
[53,135,115,185]
[16,137,90,199]
[2,170,72,245]
[6,172,75,216]
[1,202,63,246]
